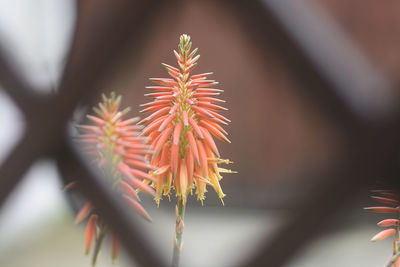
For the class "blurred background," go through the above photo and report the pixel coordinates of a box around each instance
[0,0,399,266]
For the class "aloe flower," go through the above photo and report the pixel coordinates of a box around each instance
[75,92,155,266]
[365,190,400,266]
[139,34,235,267]
[140,34,234,206]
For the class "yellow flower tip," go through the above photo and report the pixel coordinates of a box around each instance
[220,197,225,206]
[218,167,237,174]
[155,197,161,207]
[208,158,234,165]
[163,193,171,202]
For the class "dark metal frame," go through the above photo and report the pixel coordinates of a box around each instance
[0,0,399,266]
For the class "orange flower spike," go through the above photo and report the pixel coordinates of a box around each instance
[76,92,155,265]
[140,34,235,205]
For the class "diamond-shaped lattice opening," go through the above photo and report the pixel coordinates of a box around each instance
[0,90,25,166]
[0,0,76,91]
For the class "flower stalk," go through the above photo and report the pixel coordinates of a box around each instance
[172,199,186,267]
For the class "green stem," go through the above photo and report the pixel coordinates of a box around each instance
[171,198,186,267]
[386,252,400,267]
[92,224,108,267]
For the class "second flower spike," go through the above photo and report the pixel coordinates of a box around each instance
[75,92,154,266]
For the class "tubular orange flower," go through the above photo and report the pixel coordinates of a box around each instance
[140,34,235,206]
[75,92,154,266]
[365,190,400,266]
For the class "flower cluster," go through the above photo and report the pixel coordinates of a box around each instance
[365,190,400,266]
[76,92,155,264]
[139,34,235,206]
